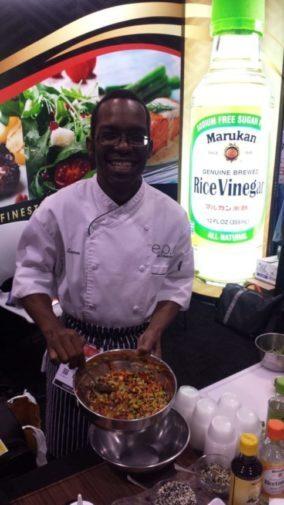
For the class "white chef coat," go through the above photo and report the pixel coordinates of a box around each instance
[12,177,194,328]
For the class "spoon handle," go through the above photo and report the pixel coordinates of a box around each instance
[174,463,196,474]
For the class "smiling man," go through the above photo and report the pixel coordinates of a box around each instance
[92,94,150,199]
[12,89,194,458]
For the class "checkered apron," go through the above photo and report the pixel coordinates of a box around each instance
[45,313,148,458]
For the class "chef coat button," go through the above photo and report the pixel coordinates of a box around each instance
[144,225,149,231]
[133,305,140,313]
[92,263,99,270]
[139,265,146,272]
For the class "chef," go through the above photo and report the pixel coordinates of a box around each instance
[12,89,194,458]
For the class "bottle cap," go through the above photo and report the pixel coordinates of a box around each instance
[275,376,284,395]
[211,0,265,37]
[239,433,258,456]
[267,419,284,440]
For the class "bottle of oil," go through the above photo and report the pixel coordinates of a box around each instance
[260,419,284,502]
[187,0,272,283]
[229,433,263,505]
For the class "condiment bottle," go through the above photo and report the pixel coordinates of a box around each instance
[259,419,284,501]
[229,433,263,505]
[185,0,272,284]
[267,377,284,424]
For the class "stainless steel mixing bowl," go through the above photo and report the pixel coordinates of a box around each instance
[255,333,284,372]
[73,349,177,431]
[88,408,190,473]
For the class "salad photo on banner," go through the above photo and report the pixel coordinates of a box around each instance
[0,48,180,206]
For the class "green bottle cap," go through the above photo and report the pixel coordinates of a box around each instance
[211,0,265,37]
[275,377,284,395]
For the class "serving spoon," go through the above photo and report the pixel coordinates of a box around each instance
[79,360,114,394]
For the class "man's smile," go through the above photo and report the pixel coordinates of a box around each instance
[107,158,137,170]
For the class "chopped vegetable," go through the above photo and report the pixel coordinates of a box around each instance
[272,347,284,356]
[86,367,169,419]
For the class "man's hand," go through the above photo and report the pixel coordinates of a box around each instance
[21,293,85,368]
[45,327,85,368]
[137,328,162,357]
[137,300,181,357]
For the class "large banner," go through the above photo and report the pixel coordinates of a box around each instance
[0,0,185,284]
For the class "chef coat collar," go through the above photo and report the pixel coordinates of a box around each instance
[93,176,146,214]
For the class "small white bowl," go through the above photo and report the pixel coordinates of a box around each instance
[190,397,217,451]
[173,386,199,425]
[217,392,241,420]
[235,406,262,438]
[204,415,238,461]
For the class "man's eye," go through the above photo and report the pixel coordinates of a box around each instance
[100,132,118,142]
[129,134,145,144]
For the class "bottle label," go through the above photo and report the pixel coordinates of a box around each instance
[189,107,268,244]
[229,475,262,504]
[262,462,284,497]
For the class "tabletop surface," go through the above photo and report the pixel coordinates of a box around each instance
[10,462,140,505]
[201,362,277,421]
[10,447,199,505]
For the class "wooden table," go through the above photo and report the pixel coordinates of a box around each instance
[10,448,198,505]
[10,462,139,505]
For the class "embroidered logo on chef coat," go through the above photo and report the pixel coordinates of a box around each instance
[152,243,176,258]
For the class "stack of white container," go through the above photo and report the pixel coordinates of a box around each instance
[173,386,262,462]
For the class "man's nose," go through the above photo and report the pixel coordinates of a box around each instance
[115,133,131,149]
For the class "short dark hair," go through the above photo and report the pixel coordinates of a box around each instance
[90,89,151,139]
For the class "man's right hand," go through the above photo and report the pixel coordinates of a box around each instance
[45,327,85,368]
[21,294,85,368]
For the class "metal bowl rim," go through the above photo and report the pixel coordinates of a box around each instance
[255,333,284,353]
[88,408,190,472]
[74,349,177,425]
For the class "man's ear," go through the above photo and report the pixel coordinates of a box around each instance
[147,139,153,159]
[86,136,93,158]
[87,137,96,168]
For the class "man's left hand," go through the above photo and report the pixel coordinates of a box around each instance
[137,328,162,357]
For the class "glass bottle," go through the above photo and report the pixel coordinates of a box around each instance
[229,433,263,505]
[267,377,284,424]
[259,419,284,502]
[187,0,272,284]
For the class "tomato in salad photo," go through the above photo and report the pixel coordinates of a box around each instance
[65,57,97,83]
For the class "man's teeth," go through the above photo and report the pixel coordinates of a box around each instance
[110,160,133,168]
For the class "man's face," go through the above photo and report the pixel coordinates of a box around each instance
[90,98,151,188]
